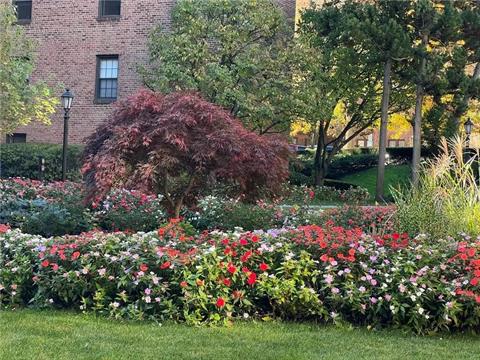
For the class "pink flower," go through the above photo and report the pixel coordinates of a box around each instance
[325,274,334,284]
[399,284,406,293]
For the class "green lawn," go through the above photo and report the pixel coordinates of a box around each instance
[1,310,479,360]
[340,164,411,200]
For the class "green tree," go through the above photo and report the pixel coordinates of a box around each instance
[140,0,296,134]
[297,0,409,186]
[0,3,58,135]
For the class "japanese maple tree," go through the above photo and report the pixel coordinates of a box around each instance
[82,90,289,217]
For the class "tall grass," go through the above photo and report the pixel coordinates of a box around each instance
[393,137,480,238]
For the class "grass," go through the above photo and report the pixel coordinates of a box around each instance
[1,310,480,360]
[340,164,411,200]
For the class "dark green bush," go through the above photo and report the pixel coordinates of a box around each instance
[21,203,93,237]
[0,143,83,181]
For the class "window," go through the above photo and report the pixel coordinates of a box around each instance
[6,133,27,143]
[13,0,32,23]
[388,139,406,148]
[96,56,119,103]
[99,0,121,17]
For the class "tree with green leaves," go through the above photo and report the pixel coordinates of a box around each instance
[140,0,296,134]
[0,3,58,135]
[297,0,410,187]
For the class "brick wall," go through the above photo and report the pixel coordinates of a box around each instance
[12,0,296,144]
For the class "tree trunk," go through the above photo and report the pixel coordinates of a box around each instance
[412,33,428,186]
[314,124,327,186]
[376,58,392,202]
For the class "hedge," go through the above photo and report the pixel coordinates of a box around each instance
[0,143,83,181]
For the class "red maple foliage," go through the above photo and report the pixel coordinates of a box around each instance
[82,90,289,217]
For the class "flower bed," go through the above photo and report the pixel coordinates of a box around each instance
[1,221,479,333]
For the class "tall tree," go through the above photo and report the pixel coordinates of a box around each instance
[297,0,409,186]
[0,3,58,135]
[369,1,412,202]
[140,0,296,134]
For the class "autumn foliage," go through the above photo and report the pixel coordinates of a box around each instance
[82,90,289,216]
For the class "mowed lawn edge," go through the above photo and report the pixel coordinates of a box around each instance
[1,310,479,360]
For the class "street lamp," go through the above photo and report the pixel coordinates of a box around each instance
[464,118,474,149]
[61,88,74,181]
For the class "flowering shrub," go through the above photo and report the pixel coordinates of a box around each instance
[93,189,166,232]
[0,179,168,234]
[1,221,479,332]
[281,184,370,205]
[311,206,396,234]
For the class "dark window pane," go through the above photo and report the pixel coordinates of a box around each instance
[6,133,27,144]
[100,0,121,17]
[14,1,32,21]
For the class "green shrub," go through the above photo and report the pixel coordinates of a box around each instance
[0,143,83,181]
[21,203,93,237]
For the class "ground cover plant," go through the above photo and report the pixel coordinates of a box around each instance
[1,220,479,333]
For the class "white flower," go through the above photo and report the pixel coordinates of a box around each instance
[418,307,424,315]
[112,302,120,308]
[145,296,151,303]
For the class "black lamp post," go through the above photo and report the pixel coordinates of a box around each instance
[61,89,74,181]
[464,118,474,149]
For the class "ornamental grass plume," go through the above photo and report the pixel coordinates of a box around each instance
[393,136,480,238]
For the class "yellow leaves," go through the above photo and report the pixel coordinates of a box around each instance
[290,119,313,136]
[387,113,412,138]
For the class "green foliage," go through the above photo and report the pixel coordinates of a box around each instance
[21,203,93,237]
[140,0,296,134]
[0,143,83,181]
[0,4,58,134]
[393,137,480,238]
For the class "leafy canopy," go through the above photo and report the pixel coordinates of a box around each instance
[82,90,290,216]
[0,4,58,134]
[140,0,296,134]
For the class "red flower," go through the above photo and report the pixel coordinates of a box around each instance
[259,263,269,271]
[468,248,476,257]
[180,281,188,288]
[242,267,250,273]
[221,238,229,245]
[71,251,81,260]
[240,238,248,246]
[320,254,328,262]
[348,248,356,256]
[240,250,252,262]
[51,263,59,271]
[223,278,232,287]
[160,261,171,270]
[139,263,149,272]
[0,224,10,233]
[470,278,479,286]
[460,253,468,261]
[216,297,226,308]
[41,260,50,268]
[247,272,257,286]
[227,264,237,274]
[251,235,259,243]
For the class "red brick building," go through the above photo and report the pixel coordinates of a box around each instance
[8,0,295,144]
